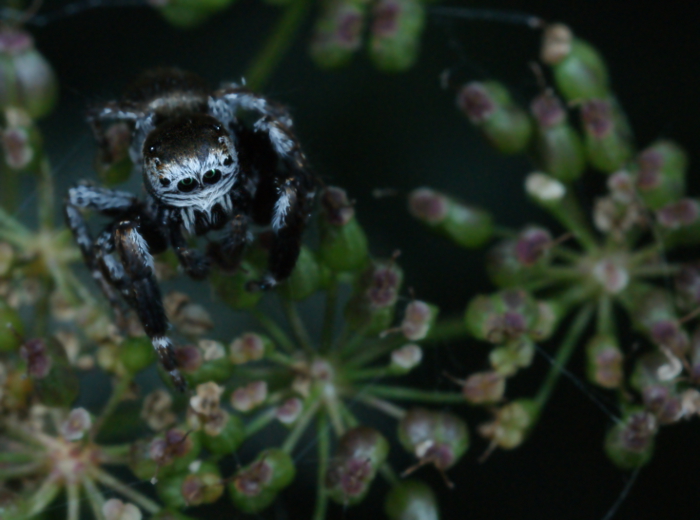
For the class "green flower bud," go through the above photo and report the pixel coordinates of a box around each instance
[24,337,79,407]
[389,344,423,374]
[211,261,263,310]
[201,413,245,456]
[456,81,533,154]
[634,140,687,210]
[310,0,368,68]
[1,107,43,171]
[157,461,221,509]
[119,336,156,374]
[604,409,656,469]
[277,246,326,300]
[656,198,700,246]
[229,449,295,513]
[585,334,623,389]
[581,98,633,173]
[344,258,403,335]
[369,0,425,72]
[541,24,609,101]
[384,480,439,520]
[0,28,58,119]
[155,0,235,29]
[623,287,675,335]
[489,337,535,377]
[408,188,493,248]
[326,426,389,505]
[641,384,683,425]
[465,289,538,343]
[318,187,369,272]
[398,408,469,471]
[529,300,562,342]
[478,399,538,450]
[631,352,681,391]
[0,299,23,352]
[180,464,224,506]
[530,92,585,182]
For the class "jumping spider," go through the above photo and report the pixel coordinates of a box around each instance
[65,68,317,391]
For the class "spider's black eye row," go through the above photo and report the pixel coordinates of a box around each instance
[203,169,222,185]
[177,177,197,192]
[223,156,233,167]
[159,178,171,187]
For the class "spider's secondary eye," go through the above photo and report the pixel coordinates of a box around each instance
[223,156,233,167]
[203,169,222,185]
[159,178,171,187]
[177,178,197,192]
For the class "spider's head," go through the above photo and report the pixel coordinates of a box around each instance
[143,114,238,213]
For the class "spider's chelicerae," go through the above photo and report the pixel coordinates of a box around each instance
[65,68,317,391]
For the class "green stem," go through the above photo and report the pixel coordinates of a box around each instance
[325,398,346,437]
[422,316,469,344]
[281,398,320,454]
[356,394,406,420]
[0,451,35,463]
[281,298,314,354]
[93,468,161,514]
[320,275,338,352]
[244,407,278,437]
[82,476,107,520]
[26,477,61,517]
[631,264,680,278]
[92,375,133,439]
[67,482,80,520]
[533,304,594,410]
[0,462,43,480]
[251,309,296,353]
[360,385,466,404]
[346,366,390,380]
[379,463,400,487]
[37,156,54,231]
[312,414,330,520]
[99,444,131,464]
[547,191,599,252]
[244,0,312,91]
[338,400,359,428]
[0,163,19,215]
[596,294,614,336]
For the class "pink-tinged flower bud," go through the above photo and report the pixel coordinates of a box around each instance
[541,24,609,101]
[19,338,51,378]
[460,370,505,405]
[604,409,656,469]
[326,426,389,505]
[649,320,689,357]
[514,226,552,267]
[592,194,643,240]
[585,335,623,389]
[389,344,423,374]
[103,499,142,520]
[642,385,683,425]
[141,390,177,432]
[656,198,699,229]
[529,300,561,342]
[318,187,369,272]
[229,333,273,365]
[591,255,630,294]
[229,449,295,513]
[369,0,425,72]
[465,289,538,343]
[400,300,438,340]
[531,92,585,182]
[631,351,682,391]
[675,263,700,311]
[408,187,494,249]
[384,479,439,520]
[344,258,403,335]
[59,408,92,441]
[486,238,544,288]
[457,81,533,155]
[0,28,58,119]
[276,397,303,424]
[398,408,469,472]
[581,98,633,174]
[634,140,687,210]
[478,399,538,450]
[175,344,203,372]
[144,428,202,479]
[310,0,368,68]
[231,380,268,412]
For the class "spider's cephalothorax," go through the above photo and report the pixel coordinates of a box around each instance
[65,68,317,391]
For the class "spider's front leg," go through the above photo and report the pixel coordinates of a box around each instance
[209,89,317,290]
[115,220,187,391]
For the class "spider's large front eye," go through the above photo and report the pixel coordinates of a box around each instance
[177,178,197,192]
[203,169,221,185]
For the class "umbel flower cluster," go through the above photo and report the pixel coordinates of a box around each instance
[0,2,698,520]
[410,23,700,466]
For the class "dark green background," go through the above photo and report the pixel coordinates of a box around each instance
[22,0,700,518]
